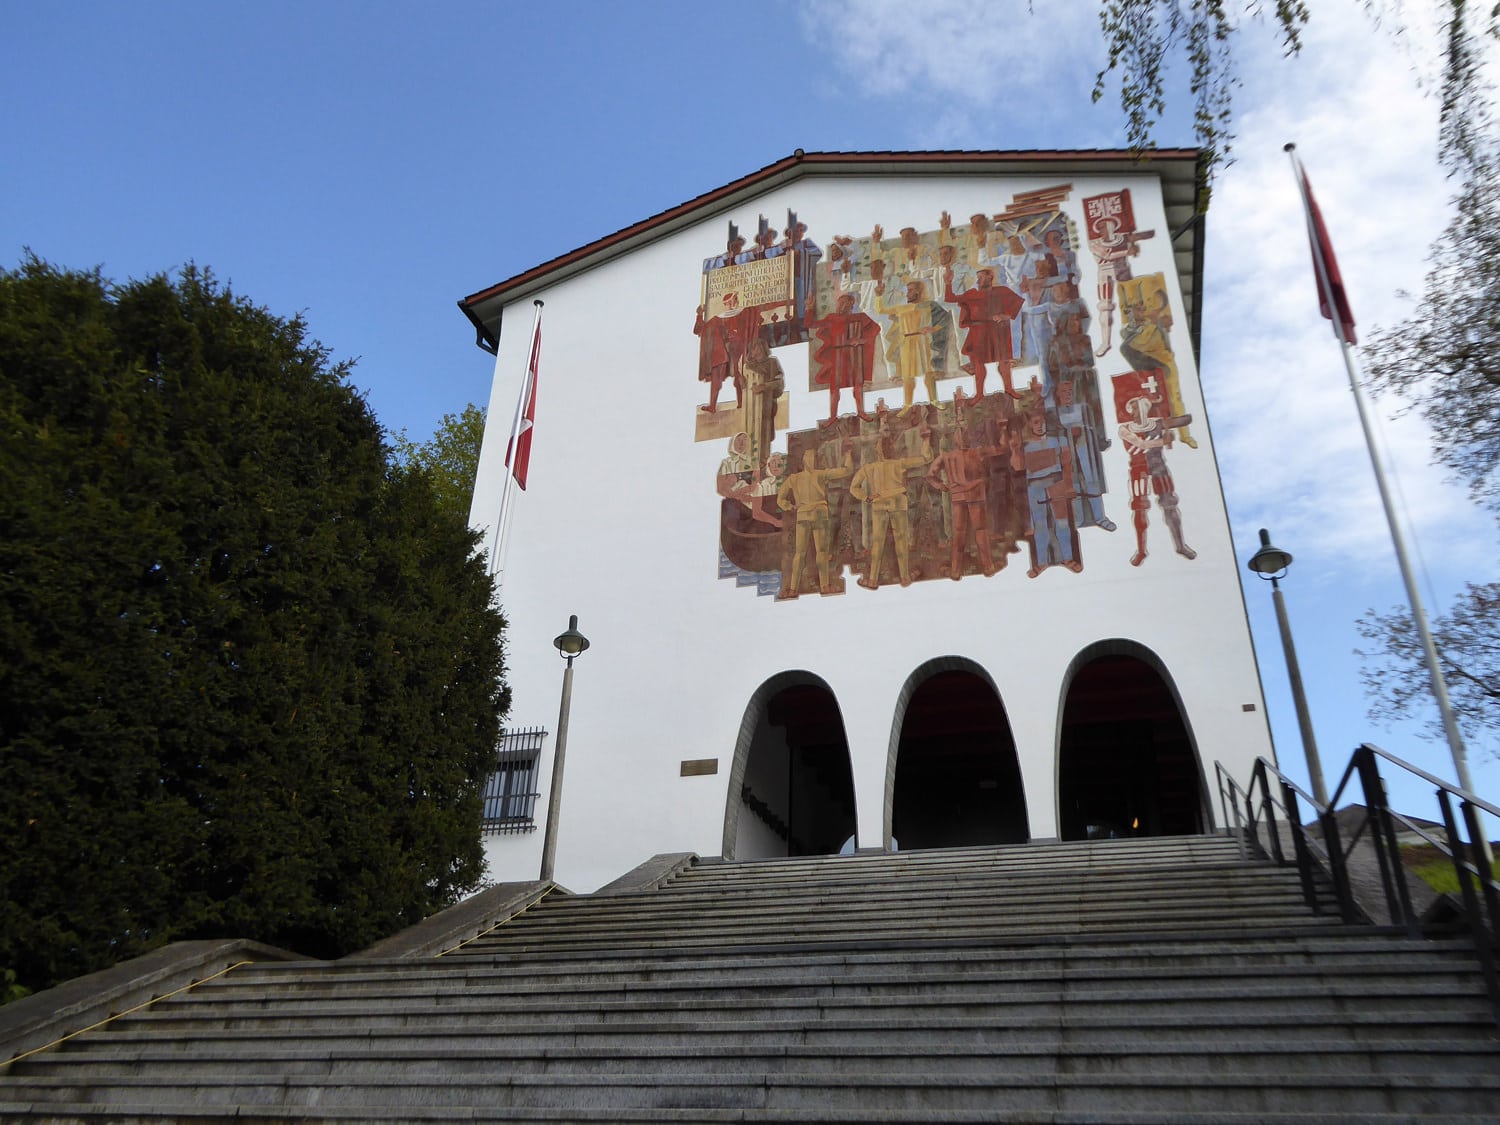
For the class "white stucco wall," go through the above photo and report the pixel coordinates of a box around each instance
[469,169,1274,892]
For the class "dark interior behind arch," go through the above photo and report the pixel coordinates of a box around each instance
[1057,651,1205,840]
[891,668,1028,850]
[726,675,856,860]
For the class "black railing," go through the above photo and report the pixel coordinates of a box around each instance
[481,726,548,835]
[741,784,790,842]
[1216,744,1499,1020]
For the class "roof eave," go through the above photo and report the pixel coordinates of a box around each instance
[459,148,1206,360]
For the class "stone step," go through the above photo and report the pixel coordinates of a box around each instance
[211,937,1479,995]
[161,953,1486,1009]
[8,1069,1500,1114]
[665,858,1268,894]
[53,1007,1500,1055]
[679,835,1246,874]
[502,898,1331,932]
[491,866,1325,901]
[474,876,1332,918]
[530,872,1328,919]
[61,979,1497,1036]
[451,913,1349,957]
[666,852,1260,889]
[1,834,1488,1123]
[465,904,1340,947]
[295,936,1476,978]
[2,1103,1495,1124]
[6,1107,1500,1125]
[182,967,1481,1011]
[432,850,1344,961]
[19,1038,1500,1080]
[611,850,1277,886]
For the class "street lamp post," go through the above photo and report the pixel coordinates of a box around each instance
[1247,528,1329,807]
[539,614,589,883]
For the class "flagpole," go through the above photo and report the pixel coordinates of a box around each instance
[493,471,522,586]
[483,339,521,573]
[490,299,544,583]
[1285,144,1478,799]
[488,372,525,580]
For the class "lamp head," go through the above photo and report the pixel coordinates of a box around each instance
[553,614,590,659]
[1247,527,1293,581]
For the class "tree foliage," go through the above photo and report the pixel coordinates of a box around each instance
[1093,0,1310,192]
[391,403,486,525]
[1093,4,1500,750]
[0,258,508,997]
[1361,163,1500,513]
[1352,4,1500,749]
[1357,583,1500,754]
[1362,2,1500,515]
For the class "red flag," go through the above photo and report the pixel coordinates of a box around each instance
[505,315,542,489]
[1295,160,1357,345]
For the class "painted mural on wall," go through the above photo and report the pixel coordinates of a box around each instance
[698,187,1199,600]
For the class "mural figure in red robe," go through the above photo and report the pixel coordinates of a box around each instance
[926,424,1005,579]
[694,298,758,414]
[944,265,1025,398]
[807,291,880,427]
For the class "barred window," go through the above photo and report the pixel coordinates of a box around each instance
[481,727,547,835]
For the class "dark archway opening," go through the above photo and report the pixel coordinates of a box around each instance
[737,682,856,859]
[1058,654,1203,840]
[892,670,1028,849]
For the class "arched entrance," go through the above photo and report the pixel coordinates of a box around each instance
[887,662,1028,850]
[722,673,857,860]
[1056,644,1206,840]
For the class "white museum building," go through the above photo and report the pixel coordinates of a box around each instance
[460,150,1276,893]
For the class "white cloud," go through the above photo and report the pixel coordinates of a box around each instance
[792,0,1497,768]
[799,0,1492,586]
[799,0,1105,144]
[1199,0,1496,594]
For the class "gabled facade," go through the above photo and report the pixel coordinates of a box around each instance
[461,150,1274,892]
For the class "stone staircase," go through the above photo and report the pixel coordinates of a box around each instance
[4,834,1499,1122]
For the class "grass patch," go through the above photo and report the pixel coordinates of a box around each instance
[1409,859,1463,895]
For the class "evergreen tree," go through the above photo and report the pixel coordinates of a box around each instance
[391,403,486,524]
[0,258,508,996]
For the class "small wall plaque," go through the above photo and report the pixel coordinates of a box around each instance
[680,758,719,777]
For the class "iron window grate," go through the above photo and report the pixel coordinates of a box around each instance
[481,726,548,835]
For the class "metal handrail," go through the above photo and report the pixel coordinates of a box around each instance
[1215,758,1346,922]
[1218,744,1500,1022]
[1350,744,1500,1016]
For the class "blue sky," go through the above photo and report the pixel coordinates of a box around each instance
[5,1,1497,817]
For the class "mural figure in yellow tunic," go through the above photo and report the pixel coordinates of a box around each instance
[776,448,853,599]
[1120,284,1196,448]
[850,435,930,590]
[874,272,951,415]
